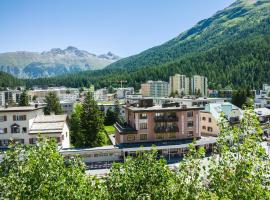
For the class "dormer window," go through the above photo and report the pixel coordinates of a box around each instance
[11,123,20,133]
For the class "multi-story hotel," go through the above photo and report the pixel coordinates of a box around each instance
[140,81,169,97]
[0,106,70,148]
[115,99,201,145]
[191,75,208,97]
[169,74,190,96]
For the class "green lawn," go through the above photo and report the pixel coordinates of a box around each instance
[104,125,116,134]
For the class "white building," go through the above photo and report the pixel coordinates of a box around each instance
[28,87,80,103]
[116,87,134,99]
[29,115,70,148]
[0,106,70,148]
[169,74,190,96]
[0,89,23,106]
[191,75,208,97]
[254,84,270,108]
[94,88,108,101]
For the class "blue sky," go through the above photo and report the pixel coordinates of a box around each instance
[0,0,235,57]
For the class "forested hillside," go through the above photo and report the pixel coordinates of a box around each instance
[105,0,270,70]
[0,71,24,88]
[25,34,270,90]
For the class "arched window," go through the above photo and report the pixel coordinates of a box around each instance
[11,123,20,133]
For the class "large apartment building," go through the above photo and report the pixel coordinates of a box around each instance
[115,99,201,145]
[0,106,70,148]
[169,74,190,95]
[191,75,208,97]
[140,81,169,97]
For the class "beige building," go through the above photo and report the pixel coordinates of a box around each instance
[140,81,169,97]
[115,99,201,145]
[169,74,190,96]
[0,106,70,148]
[191,75,208,97]
[200,103,243,136]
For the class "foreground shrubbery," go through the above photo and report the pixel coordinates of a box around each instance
[0,109,270,200]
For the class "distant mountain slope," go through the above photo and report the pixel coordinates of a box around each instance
[24,0,270,90]
[106,0,270,70]
[0,46,120,78]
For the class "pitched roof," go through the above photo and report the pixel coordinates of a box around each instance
[29,115,67,134]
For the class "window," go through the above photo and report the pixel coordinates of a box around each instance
[127,135,136,141]
[139,113,147,119]
[202,126,206,130]
[11,124,20,133]
[188,131,194,137]
[0,116,7,122]
[139,123,147,130]
[140,134,147,141]
[13,115,26,121]
[22,127,27,133]
[29,138,38,144]
[202,117,206,121]
[62,135,64,140]
[208,118,212,123]
[187,111,193,117]
[0,139,9,146]
[187,121,194,128]
[208,127,213,132]
[0,128,7,134]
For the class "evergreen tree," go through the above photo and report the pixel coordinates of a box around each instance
[69,104,83,147]
[104,108,116,126]
[80,92,105,147]
[19,90,29,106]
[114,99,121,123]
[44,92,63,115]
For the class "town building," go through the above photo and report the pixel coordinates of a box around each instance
[0,106,70,148]
[191,75,208,97]
[254,84,270,108]
[28,87,80,103]
[116,87,134,99]
[169,74,190,96]
[29,115,70,148]
[200,102,243,136]
[115,99,201,145]
[140,81,169,97]
[254,107,270,139]
[0,89,23,106]
[125,96,227,108]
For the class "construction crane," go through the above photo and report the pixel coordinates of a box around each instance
[108,80,127,88]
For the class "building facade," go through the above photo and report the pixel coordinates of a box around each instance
[0,106,70,148]
[191,75,208,97]
[200,102,243,136]
[115,100,201,145]
[140,81,169,97]
[169,74,190,96]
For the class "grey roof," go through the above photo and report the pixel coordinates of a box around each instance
[29,115,67,134]
[255,108,270,117]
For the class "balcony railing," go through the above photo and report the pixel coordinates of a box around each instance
[154,126,179,133]
[115,122,137,134]
[154,116,178,122]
